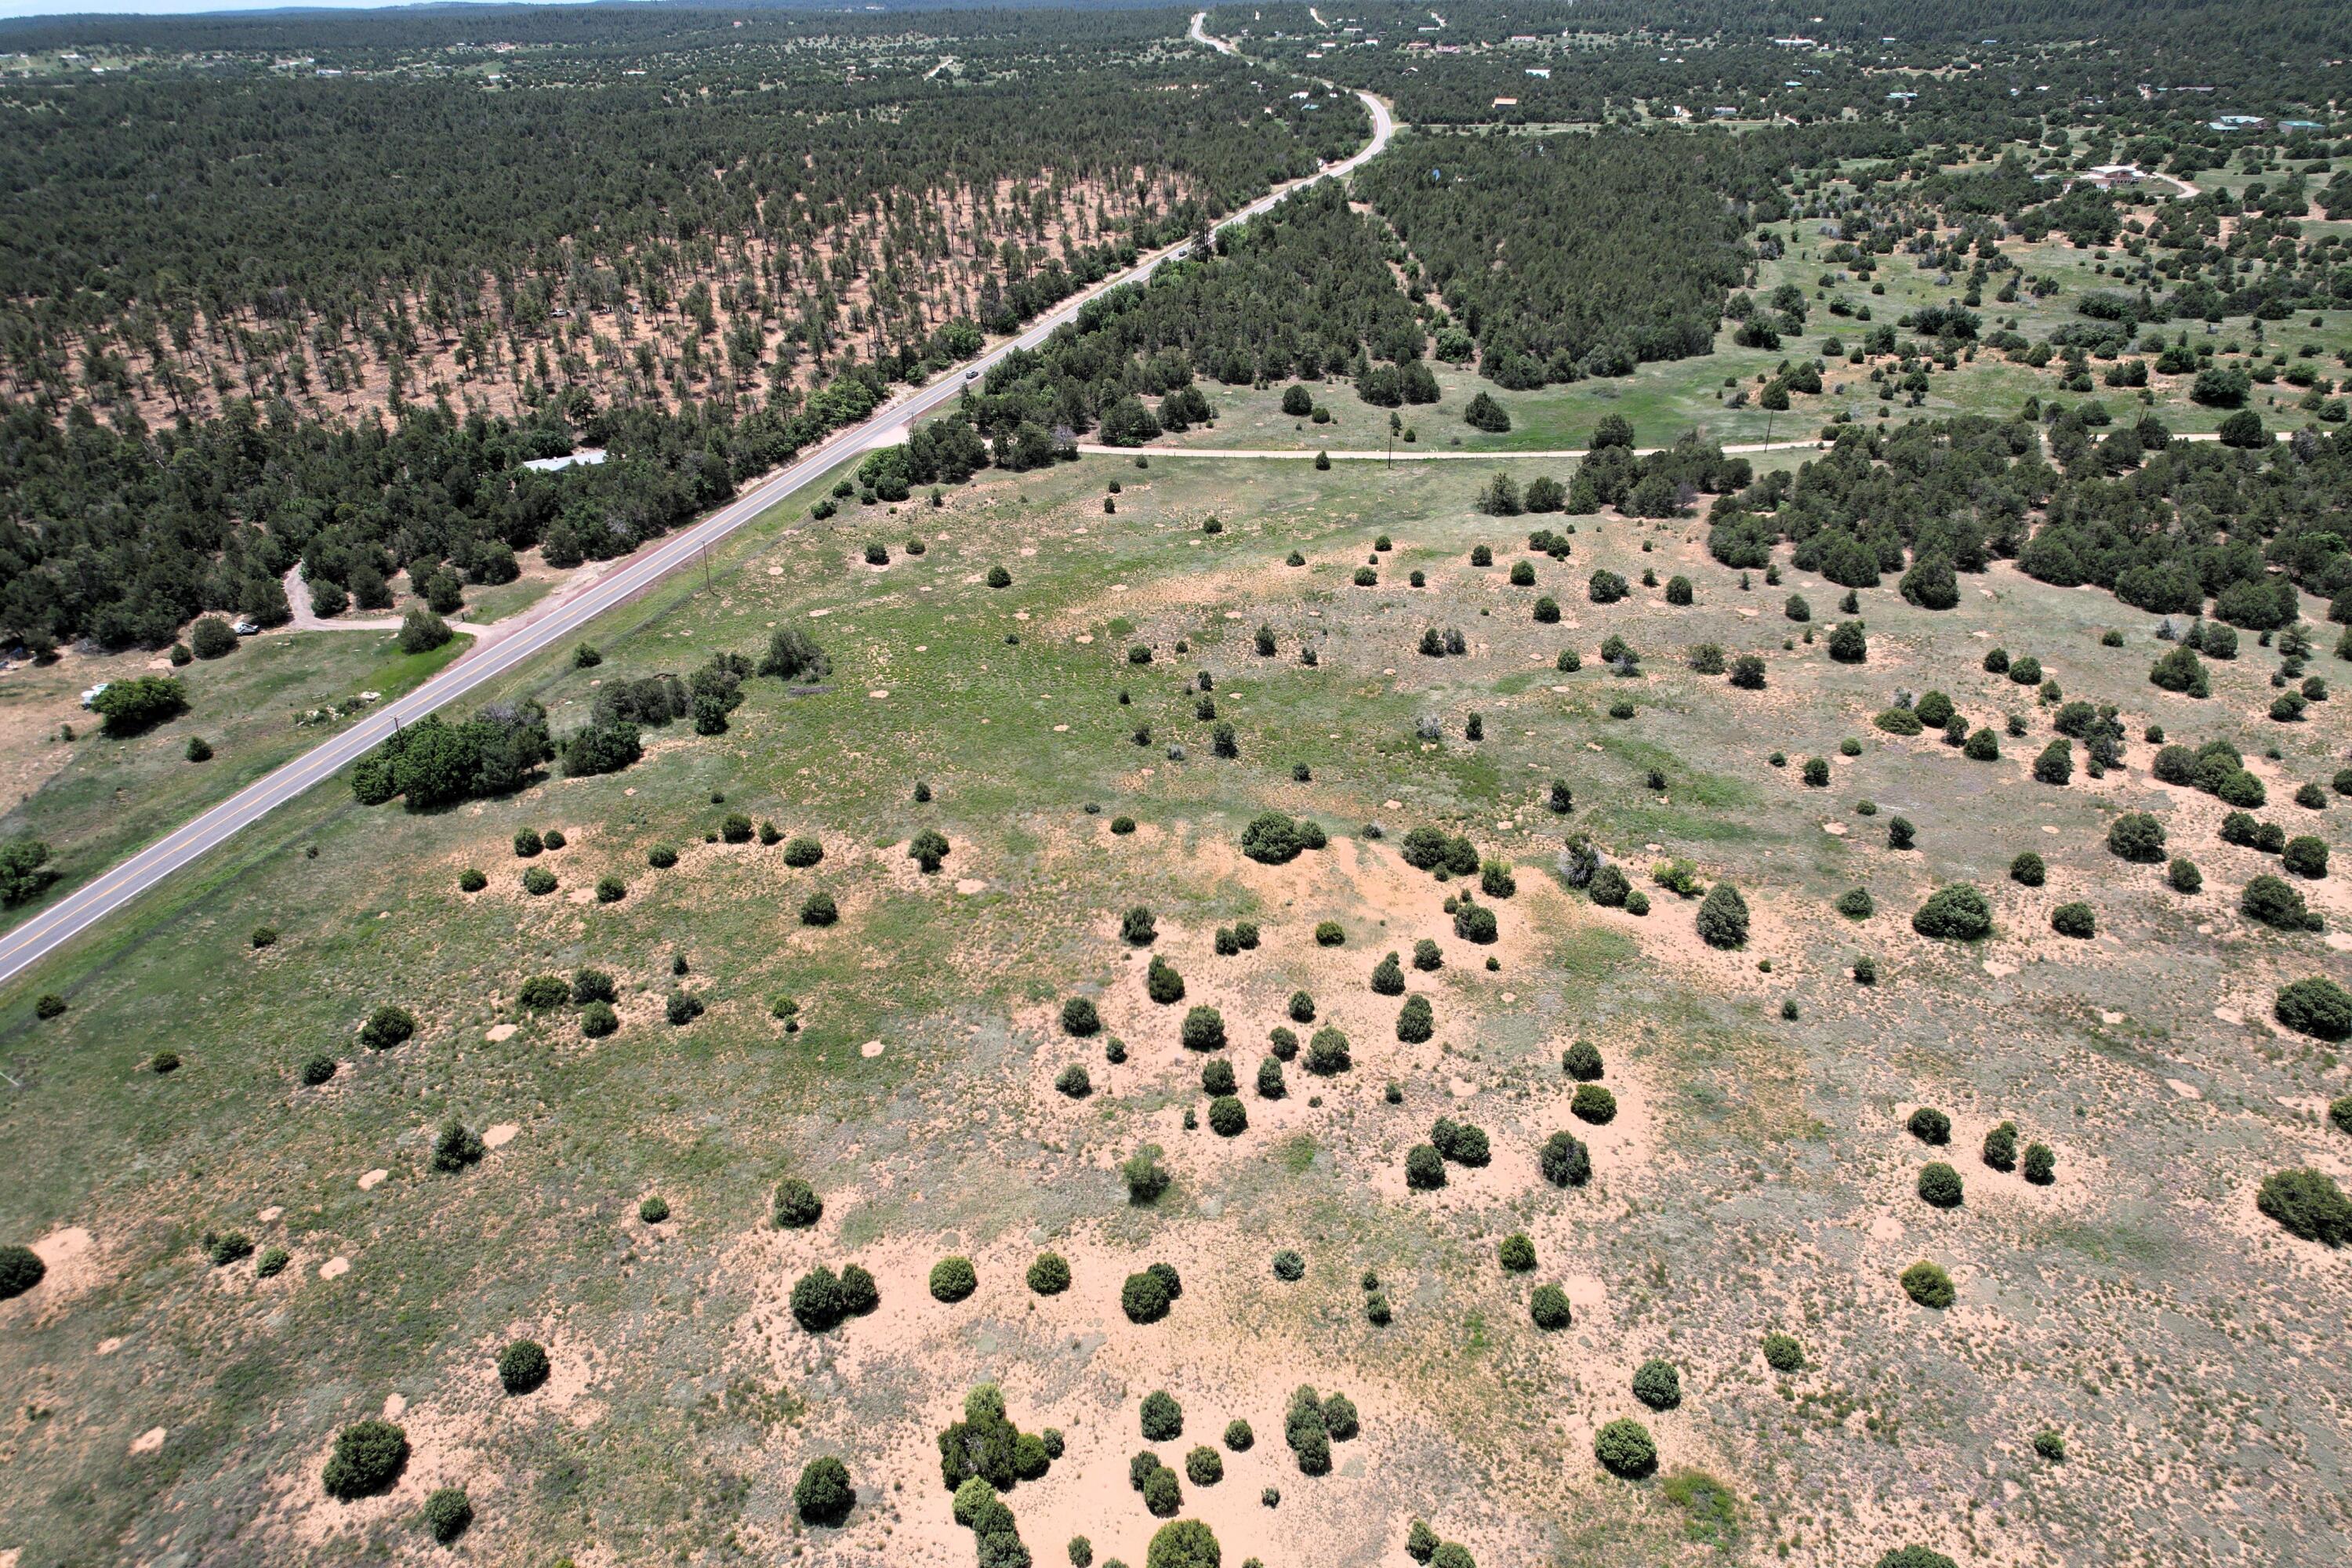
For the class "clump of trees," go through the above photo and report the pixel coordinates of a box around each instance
[1241,811,1325,865]
[1911,884,1992,940]
[1593,1417,1657,1479]
[352,700,554,808]
[322,1419,408,1500]
[2275,978,2352,1041]
[1900,1260,1956,1308]
[2257,1168,2352,1246]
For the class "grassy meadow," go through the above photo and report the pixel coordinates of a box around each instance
[2,441,2347,1568]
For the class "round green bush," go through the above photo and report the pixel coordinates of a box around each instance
[421,1485,473,1543]
[1180,1005,1226,1052]
[358,1004,416,1051]
[1404,1143,1445,1189]
[1561,1040,1604,1080]
[648,844,678,868]
[1061,996,1102,1036]
[1593,1417,1657,1478]
[2032,1428,2067,1463]
[2277,982,2352,1044]
[1313,920,1345,946]
[1761,1332,1804,1372]
[497,1338,550,1394]
[1907,1106,1951,1145]
[2257,1167,2352,1244]
[1207,1094,1247,1136]
[1900,1260,1956,1308]
[1835,887,1875,920]
[1185,1445,1223,1486]
[522,866,557,896]
[1147,955,1185,1003]
[579,1000,619,1037]
[1055,1063,1092,1098]
[1305,1025,1352,1076]
[1145,1519,1220,1568]
[0,1243,46,1300]
[637,1196,670,1224]
[517,974,568,1009]
[1121,1269,1171,1323]
[457,867,488,892]
[1917,1162,1965,1208]
[1272,1249,1305,1282]
[321,1418,408,1499]
[1140,1389,1184,1441]
[799,890,839,925]
[299,1054,338,1087]
[2023,1142,2057,1185]
[1396,995,1435,1044]
[782,836,824,868]
[2107,812,2167,864]
[2050,901,2096,938]
[834,1264,877,1316]
[2169,857,2203,894]
[1256,1056,1286,1098]
[1875,1551,1958,1568]
[793,1456,855,1525]
[2270,822,2329,877]
[2241,874,2315,931]
[1541,1131,1592,1187]
[1982,1120,2019,1171]
[1026,1252,1072,1294]
[1572,1083,1617,1124]
[928,1256,978,1303]
[2009,851,2045,887]
[1498,1232,1536,1272]
[1530,1284,1573,1330]
[1911,884,1992,940]
[790,1266,847,1331]
[772,1178,822,1229]
[2332,1097,2352,1137]
[1696,882,1749,949]
[594,874,626,904]
[1632,1359,1682,1411]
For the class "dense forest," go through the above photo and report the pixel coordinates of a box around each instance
[2,1,2347,655]
[0,392,818,653]
[964,181,1431,449]
[1215,2,2350,129]
[0,7,1363,428]
[1700,415,2352,628]
[1355,125,1903,387]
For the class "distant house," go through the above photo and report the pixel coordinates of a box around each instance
[1711,106,1738,118]
[1491,96,1518,107]
[1526,67,1550,78]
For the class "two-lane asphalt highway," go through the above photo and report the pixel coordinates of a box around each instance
[0,67,1395,991]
